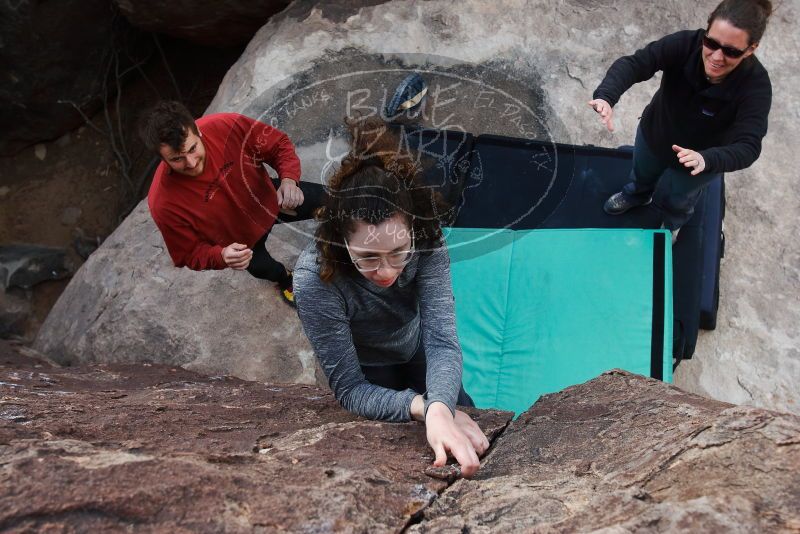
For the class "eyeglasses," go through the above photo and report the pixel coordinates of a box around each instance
[344,235,415,272]
[702,33,749,59]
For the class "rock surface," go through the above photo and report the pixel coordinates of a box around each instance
[2,343,797,532]
[113,0,291,47]
[34,204,320,385]
[36,0,800,414]
[411,369,800,533]
[0,341,511,532]
[0,0,150,155]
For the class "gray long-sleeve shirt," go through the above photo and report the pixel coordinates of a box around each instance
[293,241,463,422]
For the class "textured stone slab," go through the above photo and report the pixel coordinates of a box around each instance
[411,370,800,533]
[0,342,511,532]
[3,342,798,532]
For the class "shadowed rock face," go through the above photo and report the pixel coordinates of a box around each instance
[0,0,147,155]
[2,341,798,532]
[113,0,291,47]
[0,245,72,290]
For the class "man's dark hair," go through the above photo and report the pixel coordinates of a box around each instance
[138,101,199,154]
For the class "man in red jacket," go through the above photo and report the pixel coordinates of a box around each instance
[141,101,320,306]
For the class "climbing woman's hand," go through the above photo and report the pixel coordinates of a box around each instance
[425,402,481,478]
[454,410,490,456]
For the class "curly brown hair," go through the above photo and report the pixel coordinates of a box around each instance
[315,116,452,282]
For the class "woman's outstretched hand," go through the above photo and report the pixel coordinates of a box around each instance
[588,98,614,132]
[424,402,481,477]
[672,145,706,175]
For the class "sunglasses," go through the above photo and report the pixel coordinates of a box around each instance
[702,33,750,59]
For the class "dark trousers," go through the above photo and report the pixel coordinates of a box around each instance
[361,345,475,408]
[622,126,720,230]
[246,179,326,287]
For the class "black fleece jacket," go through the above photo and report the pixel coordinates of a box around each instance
[593,29,771,174]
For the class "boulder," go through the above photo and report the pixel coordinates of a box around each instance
[0,0,150,155]
[1,344,797,532]
[197,0,800,416]
[113,0,291,47]
[34,202,320,385]
[36,0,800,413]
[412,369,800,532]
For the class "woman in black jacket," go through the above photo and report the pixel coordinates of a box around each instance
[589,0,773,242]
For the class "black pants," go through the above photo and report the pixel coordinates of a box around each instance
[246,179,326,287]
[361,345,475,408]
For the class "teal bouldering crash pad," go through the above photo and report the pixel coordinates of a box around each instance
[445,228,673,415]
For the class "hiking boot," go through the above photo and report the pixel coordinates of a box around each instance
[603,191,653,215]
[278,270,296,308]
